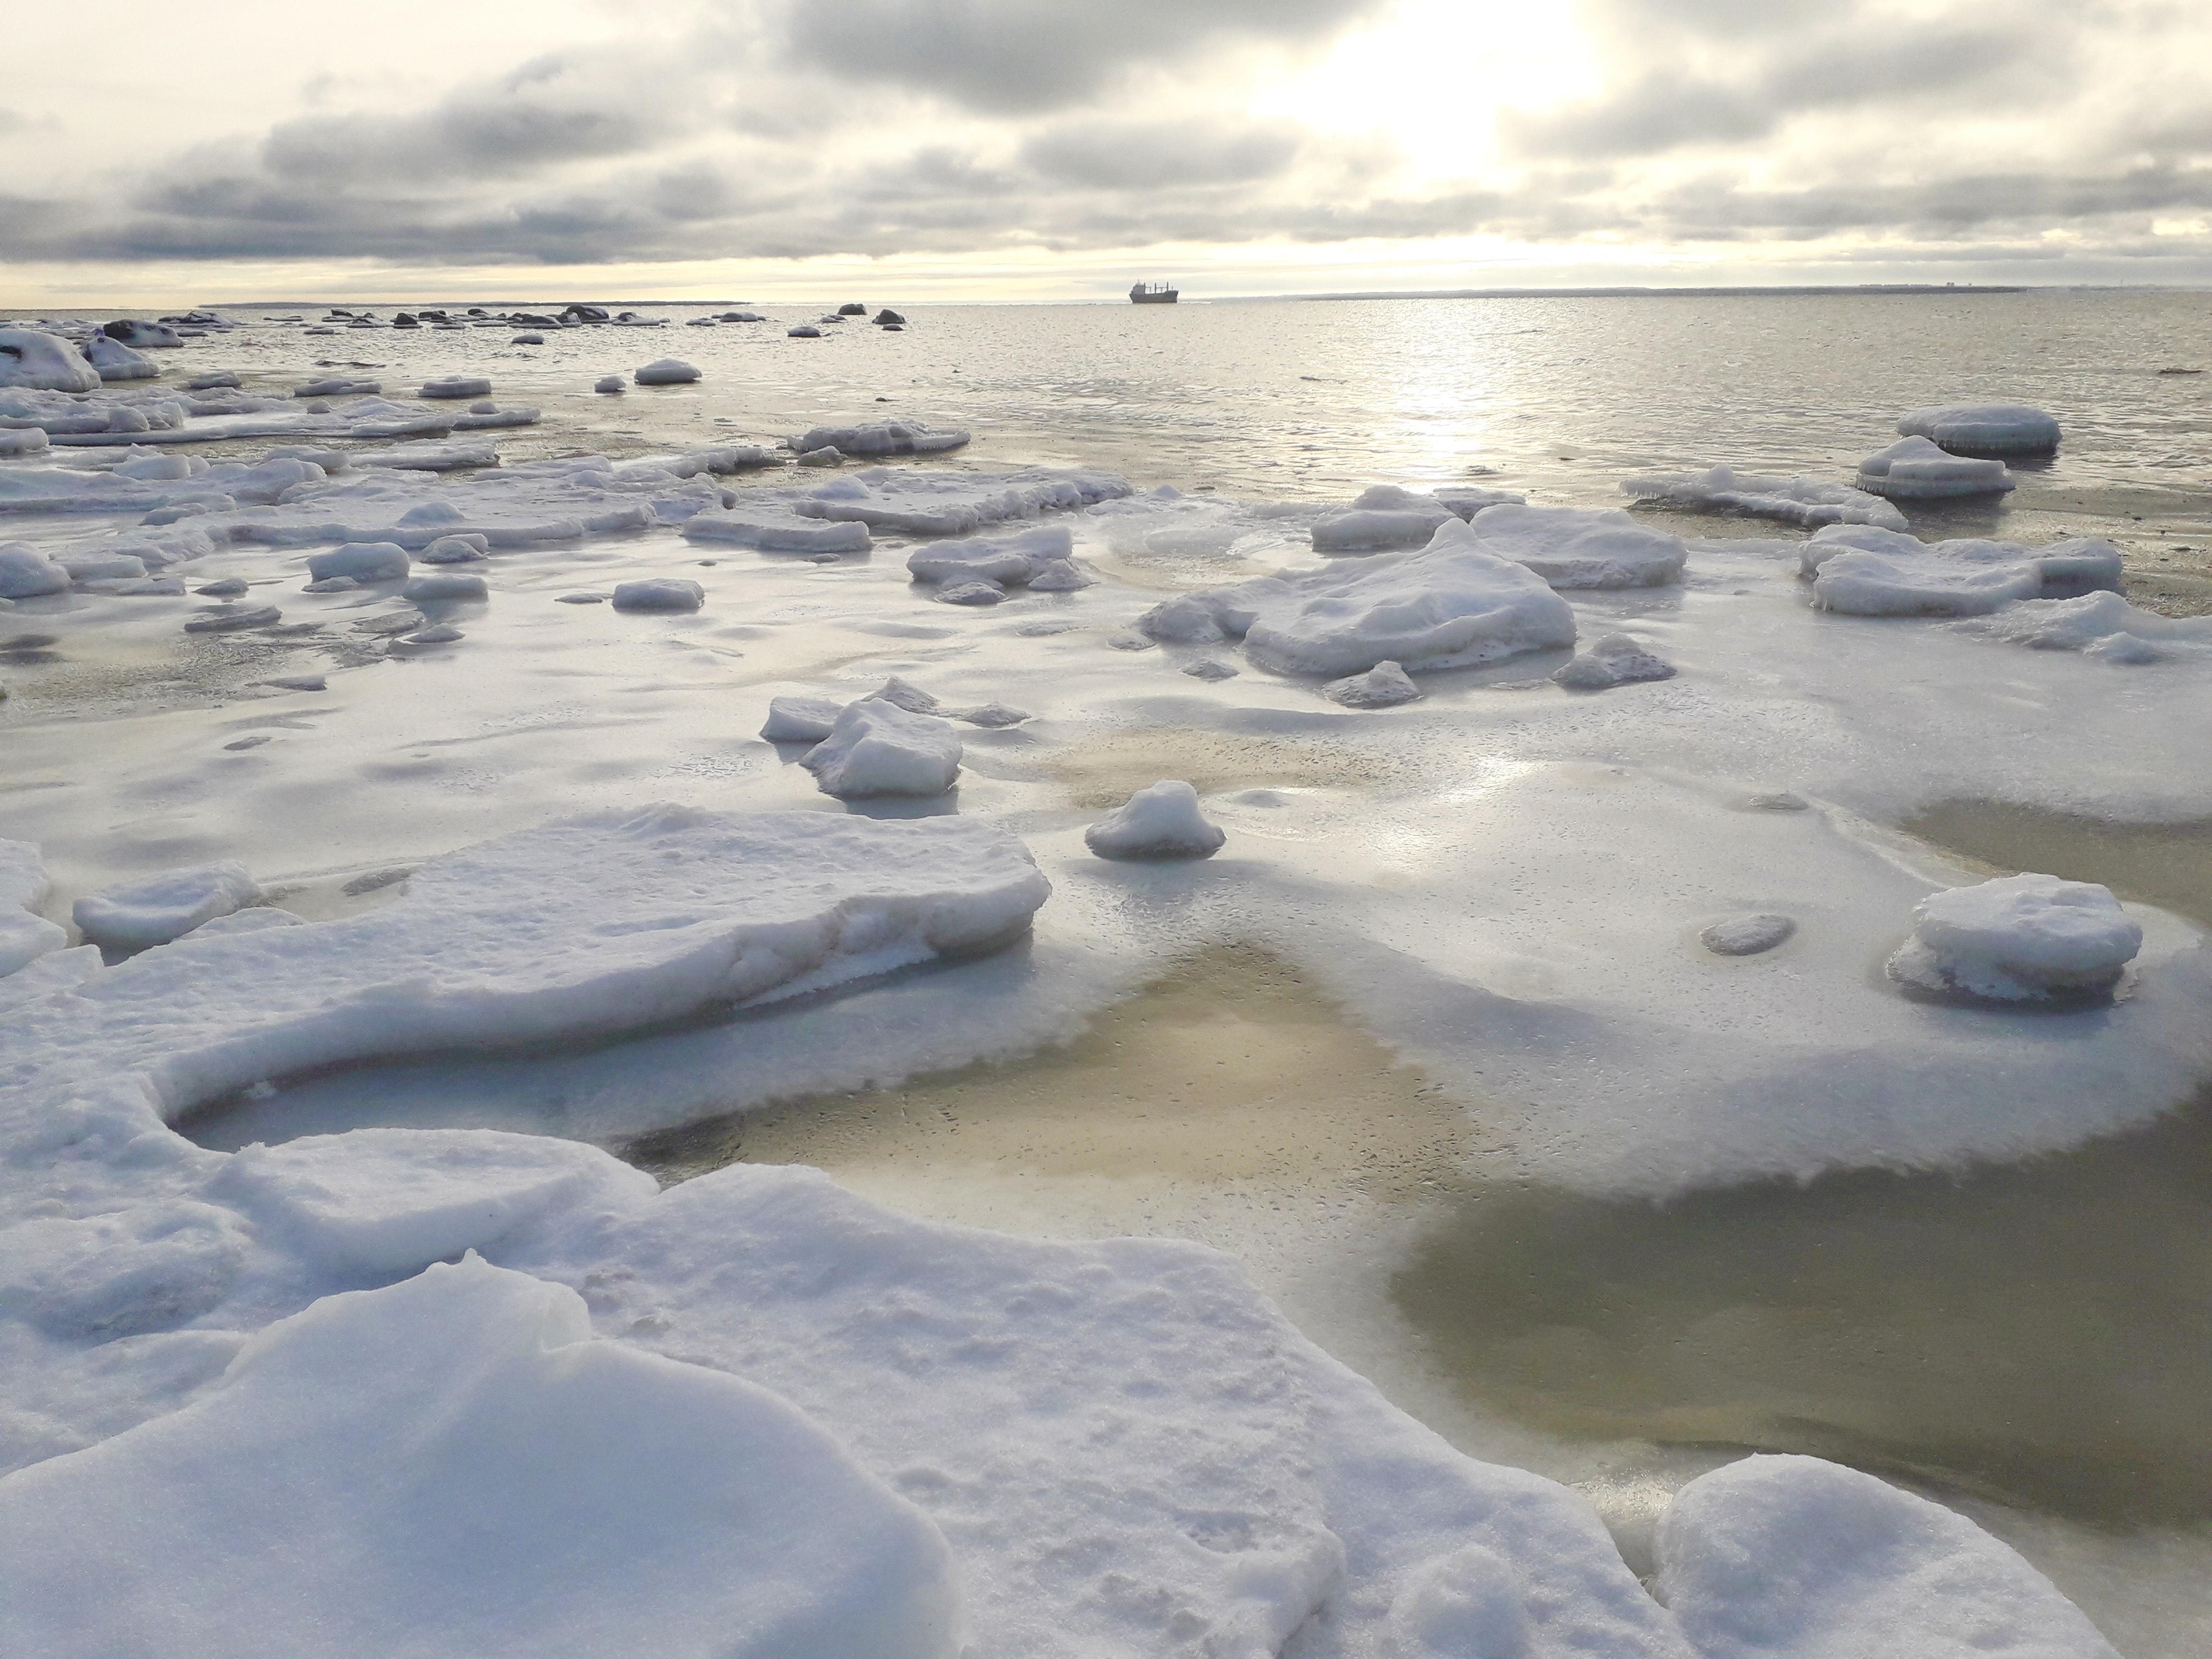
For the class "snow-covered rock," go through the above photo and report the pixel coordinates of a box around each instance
[0,542,70,599]
[1322,660,1422,707]
[1805,526,2120,618]
[1657,1455,2118,1659]
[307,542,410,584]
[1966,591,2212,663]
[84,336,160,383]
[1887,873,2143,1004]
[355,438,499,473]
[73,862,264,951]
[795,421,969,458]
[0,329,102,393]
[594,375,624,393]
[611,578,704,613]
[760,696,845,743]
[1620,466,1909,532]
[421,533,490,564]
[1857,435,2014,499]
[801,701,963,799]
[0,1257,963,1659]
[634,360,701,386]
[1552,633,1677,690]
[1468,503,1688,589]
[1897,403,2062,457]
[1085,780,1227,860]
[936,580,1004,606]
[1174,518,1576,677]
[420,376,493,400]
[101,319,183,349]
[184,371,241,391]
[906,525,1072,586]
[0,427,47,457]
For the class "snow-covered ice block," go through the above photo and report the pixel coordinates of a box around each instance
[0,910,69,978]
[307,542,411,584]
[355,438,499,473]
[936,580,1003,606]
[1966,591,2212,663]
[796,418,969,458]
[681,512,871,554]
[1085,779,1227,860]
[419,376,492,400]
[906,524,1072,586]
[1434,484,1527,518]
[0,1257,963,1659]
[85,337,159,382]
[0,542,70,598]
[1805,526,2119,618]
[184,604,282,632]
[634,359,701,386]
[1134,593,1228,643]
[0,839,54,915]
[1323,660,1422,707]
[402,572,488,602]
[184,371,241,391]
[0,330,102,393]
[1657,1455,2118,1659]
[1186,518,1576,677]
[1620,466,1909,532]
[761,696,844,743]
[59,551,148,582]
[1552,632,1677,690]
[1858,435,2014,499]
[669,445,780,477]
[1026,557,1092,591]
[1310,485,1458,552]
[1468,503,1688,588]
[864,676,941,713]
[594,375,624,394]
[9,809,1051,1117]
[1897,403,2062,457]
[102,319,183,349]
[802,701,963,798]
[790,466,1130,538]
[611,578,704,613]
[73,862,263,951]
[421,533,489,564]
[1888,873,2142,1004]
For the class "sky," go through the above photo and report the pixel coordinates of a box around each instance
[3,0,2209,305]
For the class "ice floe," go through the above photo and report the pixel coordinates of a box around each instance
[1804,526,2122,617]
[1857,435,2014,498]
[419,376,492,401]
[1085,781,1228,860]
[0,543,70,599]
[1620,466,1908,532]
[1322,660,1422,707]
[795,420,969,458]
[800,702,964,798]
[1897,403,2062,457]
[0,329,102,393]
[1888,874,2143,1004]
[634,360,701,386]
[1467,502,1688,589]
[72,862,263,952]
[611,578,704,613]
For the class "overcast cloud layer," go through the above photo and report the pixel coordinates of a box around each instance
[2,0,2208,297]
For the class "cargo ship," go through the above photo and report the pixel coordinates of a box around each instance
[1129,281,1179,304]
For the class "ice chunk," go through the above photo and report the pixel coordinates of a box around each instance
[594,375,624,393]
[634,359,701,386]
[906,524,1072,586]
[1322,660,1422,707]
[0,1200,249,1338]
[936,580,1004,606]
[681,512,872,554]
[83,336,159,382]
[1857,435,2014,498]
[1187,518,1576,677]
[0,542,70,599]
[788,326,823,339]
[1897,403,2062,457]
[102,319,183,349]
[802,701,963,798]
[1183,658,1239,680]
[0,427,48,457]
[669,445,781,476]
[1804,526,2118,618]
[1888,873,2142,1004]
[402,572,488,602]
[0,839,54,914]
[0,1257,963,1659]
[1701,914,1796,956]
[59,551,147,582]
[419,376,492,400]
[1085,779,1227,860]
[760,696,844,743]
[307,542,411,584]
[184,371,241,391]
[797,446,842,467]
[1433,484,1527,518]
[1134,593,1228,643]
[1468,503,1688,589]
[1967,590,2212,663]
[1388,1544,1533,1659]
[0,330,102,393]
[186,907,304,938]
[401,624,464,645]
[955,703,1029,728]
[0,910,69,977]
[355,438,500,473]
[1552,632,1677,690]
[611,578,704,613]
[790,466,1127,538]
[1310,484,1458,552]
[421,534,490,564]
[1620,466,1909,532]
[1657,1455,2118,1659]
[73,862,264,951]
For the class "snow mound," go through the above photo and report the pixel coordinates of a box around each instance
[355,437,499,472]
[0,328,101,393]
[421,533,489,564]
[906,524,1072,586]
[634,360,701,386]
[801,701,963,798]
[1888,873,2143,1004]
[85,337,159,382]
[0,1256,963,1659]
[1967,591,2212,663]
[795,421,969,457]
[0,542,70,599]
[1897,403,2062,457]
[611,578,705,613]
[102,319,183,349]
[1657,1455,2117,1659]
[1857,435,2014,499]
[1553,633,1677,690]
[0,843,67,980]
[402,572,488,602]
[1620,466,1908,532]
[1086,780,1228,860]
[8,809,1050,1118]
[1183,518,1576,677]
[1323,660,1422,707]
[72,862,263,951]
[1469,502,1689,588]
[1805,526,2121,618]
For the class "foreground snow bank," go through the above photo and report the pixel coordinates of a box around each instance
[0,1256,963,1659]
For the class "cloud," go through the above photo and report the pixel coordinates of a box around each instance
[1019,118,1305,190]
[776,0,1384,113]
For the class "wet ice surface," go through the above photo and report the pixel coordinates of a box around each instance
[4,296,2211,1657]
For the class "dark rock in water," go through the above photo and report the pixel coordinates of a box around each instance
[838,302,866,316]
[873,309,906,326]
[562,304,610,324]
